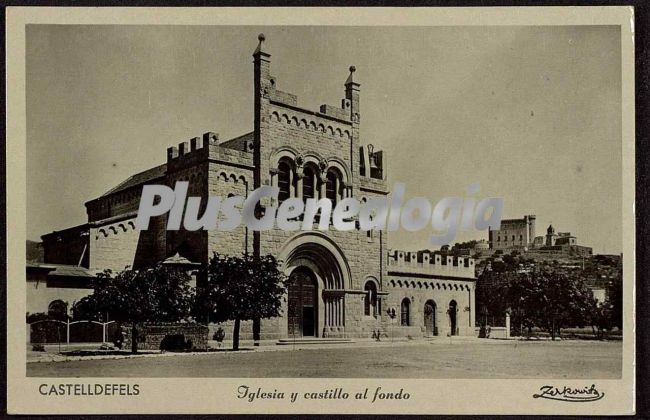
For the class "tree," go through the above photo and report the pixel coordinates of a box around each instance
[476,269,513,325]
[509,269,598,340]
[73,264,194,353]
[478,265,600,339]
[605,271,623,330]
[194,253,287,351]
[451,240,478,256]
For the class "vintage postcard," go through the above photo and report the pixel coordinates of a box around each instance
[6,6,635,415]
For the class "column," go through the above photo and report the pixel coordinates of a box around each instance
[335,299,339,326]
[269,169,278,207]
[469,285,476,330]
[296,173,303,199]
[288,170,294,198]
[319,176,327,199]
[326,298,332,326]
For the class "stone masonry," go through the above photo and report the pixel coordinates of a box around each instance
[40,34,476,340]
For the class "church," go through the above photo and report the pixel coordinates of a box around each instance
[34,35,477,341]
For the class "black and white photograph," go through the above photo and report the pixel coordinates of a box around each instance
[6,7,636,416]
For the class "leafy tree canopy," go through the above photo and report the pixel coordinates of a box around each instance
[73,264,194,323]
[193,253,287,350]
[72,264,194,353]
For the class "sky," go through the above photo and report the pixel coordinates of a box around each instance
[26,25,622,254]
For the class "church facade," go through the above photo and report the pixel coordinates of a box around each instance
[38,35,476,340]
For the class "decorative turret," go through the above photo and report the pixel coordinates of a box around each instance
[344,65,360,122]
[253,33,272,100]
[253,33,269,57]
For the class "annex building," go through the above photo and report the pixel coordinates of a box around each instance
[30,35,476,340]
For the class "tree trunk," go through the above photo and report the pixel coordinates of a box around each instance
[253,318,261,346]
[551,318,555,341]
[131,324,138,354]
[233,318,241,351]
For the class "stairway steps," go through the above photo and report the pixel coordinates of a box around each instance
[276,338,353,345]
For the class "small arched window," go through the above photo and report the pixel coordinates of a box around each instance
[364,281,378,317]
[326,168,343,207]
[401,298,411,326]
[278,160,292,204]
[302,165,317,200]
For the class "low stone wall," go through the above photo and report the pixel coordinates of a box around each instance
[208,317,283,342]
[487,327,509,339]
[475,326,509,339]
[121,323,208,351]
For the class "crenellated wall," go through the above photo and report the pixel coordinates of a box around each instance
[382,249,476,338]
[387,249,475,278]
[162,131,254,263]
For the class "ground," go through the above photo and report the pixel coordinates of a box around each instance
[27,338,622,378]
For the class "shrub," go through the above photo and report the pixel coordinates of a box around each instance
[98,343,116,351]
[111,328,124,349]
[160,334,192,352]
[27,312,49,323]
[32,344,46,352]
[213,327,226,342]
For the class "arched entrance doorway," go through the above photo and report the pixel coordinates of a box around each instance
[424,300,437,336]
[287,267,317,337]
[279,232,352,338]
[448,300,458,336]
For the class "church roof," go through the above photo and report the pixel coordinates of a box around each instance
[27,262,98,278]
[162,252,201,267]
[98,163,167,199]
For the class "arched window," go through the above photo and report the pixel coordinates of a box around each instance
[400,298,410,326]
[278,160,292,204]
[302,165,317,200]
[364,281,378,317]
[326,168,342,207]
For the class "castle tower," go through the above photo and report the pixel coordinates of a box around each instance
[545,224,556,247]
[527,215,536,245]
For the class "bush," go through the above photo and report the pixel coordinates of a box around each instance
[213,327,226,342]
[98,343,116,351]
[32,344,46,352]
[111,328,125,349]
[27,312,49,323]
[160,334,192,352]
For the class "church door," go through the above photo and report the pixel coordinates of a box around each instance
[287,267,317,337]
[424,301,437,336]
[449,300,458,336]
